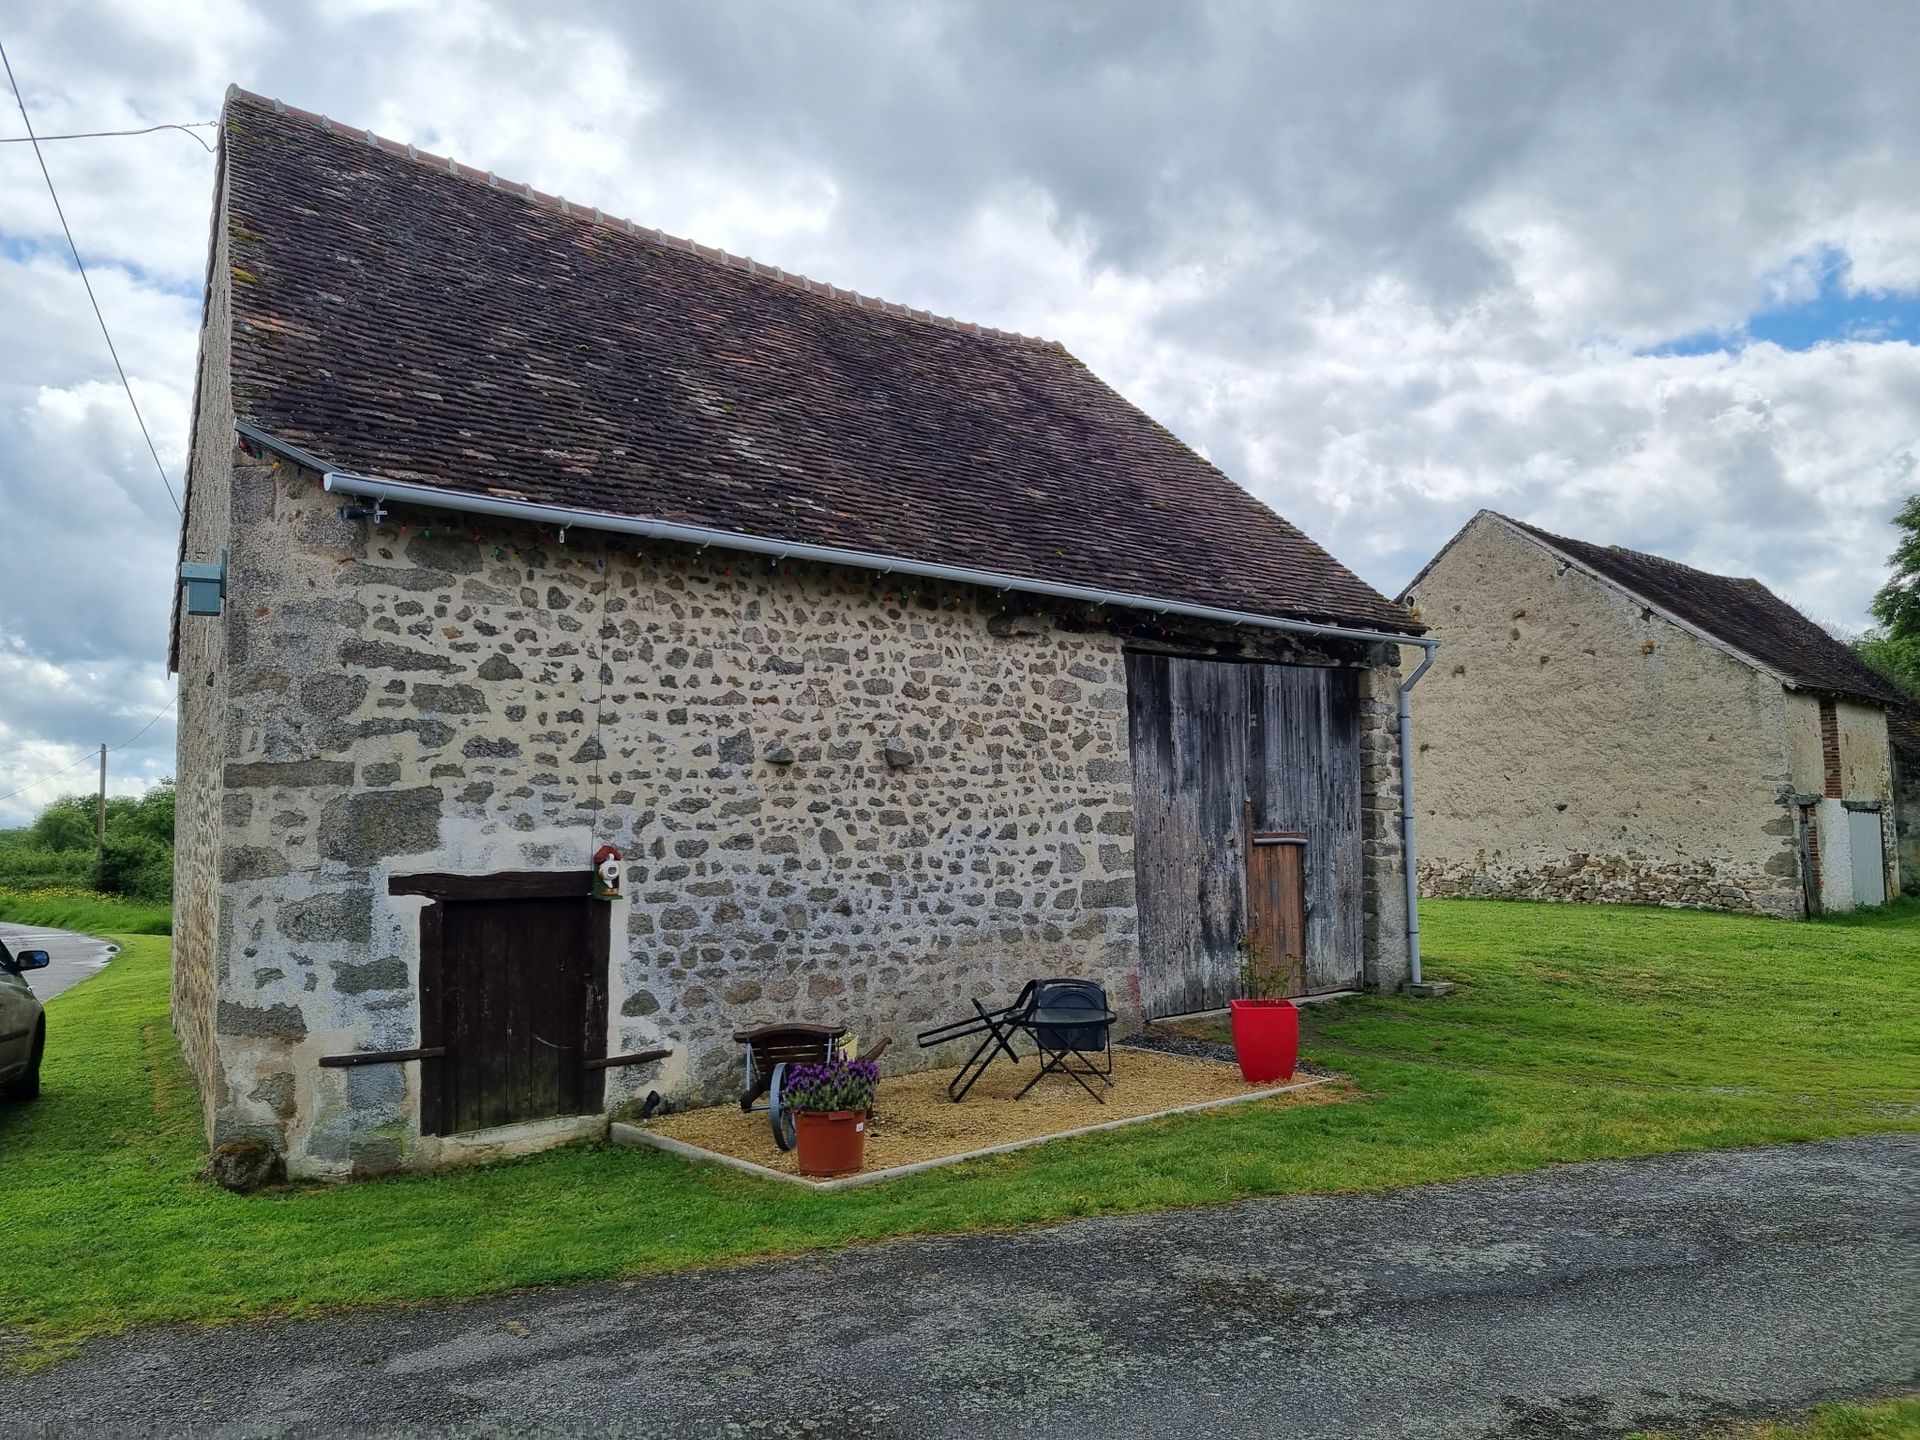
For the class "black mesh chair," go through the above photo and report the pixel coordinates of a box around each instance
[1016,979,1115,1103]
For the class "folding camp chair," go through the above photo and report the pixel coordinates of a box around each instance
[916,981,1038,1102]
[1015,979,1115,1104]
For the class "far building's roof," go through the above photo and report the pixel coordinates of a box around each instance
[201,87,1418,637]
[1403,510,1901,707]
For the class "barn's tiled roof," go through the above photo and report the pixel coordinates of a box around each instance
[1504,517,1901,706]
[215,88,1418,636]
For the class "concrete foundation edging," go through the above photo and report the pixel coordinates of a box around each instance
[611,1073,1335,1191]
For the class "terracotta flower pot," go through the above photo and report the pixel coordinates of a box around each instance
[1228,998,1299,1084]
[794,1109,868,1177]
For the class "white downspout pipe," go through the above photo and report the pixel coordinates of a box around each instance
[1399,640,1439,987]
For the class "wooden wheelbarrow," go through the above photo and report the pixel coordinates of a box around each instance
[735,1022,892,1151]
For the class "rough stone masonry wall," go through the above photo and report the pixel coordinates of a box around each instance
[1405,516,1802,917]
[1894,729,1920,895]
[201,462,1167,1176]
[169,178,236,1130]
[1358,657,1410,989]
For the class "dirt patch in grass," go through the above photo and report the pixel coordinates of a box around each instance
[645,1048,1349,1175]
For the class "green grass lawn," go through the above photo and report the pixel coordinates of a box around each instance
[1634,1395,1920,1439]
[1,898,1914,1368]
[0,885,171,936]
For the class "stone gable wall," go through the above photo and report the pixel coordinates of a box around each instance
[169,181,235,1132]
[1405,516,1802,916]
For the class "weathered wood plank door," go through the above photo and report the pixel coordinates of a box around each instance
[1247,662,1364,994]
[1245,835,1306,997]
[396,872,609,1136]
[1127,654,1363,1016]
[1126,654,1249,1018]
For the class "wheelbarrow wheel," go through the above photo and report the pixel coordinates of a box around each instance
[769,1061,798,1151]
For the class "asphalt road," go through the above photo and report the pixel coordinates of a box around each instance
[0,922,115,1002]
[4,1135,1914,1439]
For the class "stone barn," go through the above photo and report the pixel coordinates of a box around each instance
[168,89,1427,1179]
[1401,511,1902,916]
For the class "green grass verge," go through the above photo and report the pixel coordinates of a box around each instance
[1634,1394,1920,1439]
[0,886,171,936]
[1,898,1914,1367]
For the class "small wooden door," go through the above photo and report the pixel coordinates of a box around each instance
[1245,834,1307,998]
[394,872,609,1136]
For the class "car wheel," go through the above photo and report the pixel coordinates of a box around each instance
[3,1022,42,1101]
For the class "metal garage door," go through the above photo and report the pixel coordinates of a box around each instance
[1848,808,1888,908]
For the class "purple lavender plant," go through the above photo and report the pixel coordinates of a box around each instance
[780,1057,880,1114]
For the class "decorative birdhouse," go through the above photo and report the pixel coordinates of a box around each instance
[591,844,623,901]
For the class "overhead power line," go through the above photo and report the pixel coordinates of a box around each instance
[0,37,182,515]
[0,120,217,152]
[0,695,179,806]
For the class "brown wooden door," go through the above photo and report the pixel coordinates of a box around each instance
[394,872,609,1137]
[1245,834,1306,998]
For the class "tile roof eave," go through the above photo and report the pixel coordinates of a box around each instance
[1493,514,1895,709]
[236,421,1426,644]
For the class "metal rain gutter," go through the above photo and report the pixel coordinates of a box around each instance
[247,423,1442,990]
[315,463,1427,652]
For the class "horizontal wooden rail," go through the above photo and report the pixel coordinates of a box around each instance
[318,1046,446,1068]
[583,1048,673,1072]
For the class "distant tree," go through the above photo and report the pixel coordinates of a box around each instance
[1872,492,1920,641]
[0,780,175,900]
[1856,627,1920,702]
[24,795,96,852]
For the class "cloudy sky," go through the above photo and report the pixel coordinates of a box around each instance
[3,0,1918,824]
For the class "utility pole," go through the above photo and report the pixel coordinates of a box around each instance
[95,742,107,887]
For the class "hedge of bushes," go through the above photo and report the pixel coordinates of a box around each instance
[0,782,174,904]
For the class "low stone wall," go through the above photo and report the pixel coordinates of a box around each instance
[1418,843,1803,918]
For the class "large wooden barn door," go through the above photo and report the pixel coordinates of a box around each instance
[394,873,609,1136]
[1126,654,1363,1016]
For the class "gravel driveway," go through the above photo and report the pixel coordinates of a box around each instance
[2,1135,1914,1438]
